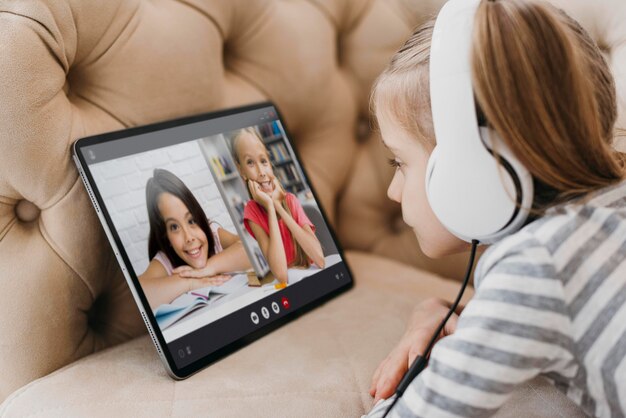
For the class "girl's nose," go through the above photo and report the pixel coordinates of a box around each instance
[387,175,402,203]
[182,227,194,243]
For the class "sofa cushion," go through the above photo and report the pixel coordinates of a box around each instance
[0,251,585,417]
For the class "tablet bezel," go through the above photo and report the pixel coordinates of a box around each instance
[73,102,354,379]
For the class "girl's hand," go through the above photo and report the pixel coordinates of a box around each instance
[270,177,286,205]
[185,274,232,292]
[173,264,216,279]
[369,298,461,403]
[248,179,273,211]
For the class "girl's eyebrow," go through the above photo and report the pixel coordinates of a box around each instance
[381,140,394,152]
[380,138,401,153]
[243,153,269,160]
[164,212,191,224]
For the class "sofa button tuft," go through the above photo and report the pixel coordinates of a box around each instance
[356,116,371,143]
[15,200,41,222]
[88,294,108,335]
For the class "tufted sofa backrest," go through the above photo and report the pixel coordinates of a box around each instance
[1,0,625,401]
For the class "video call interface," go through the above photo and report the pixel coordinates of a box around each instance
[80,106,351,368]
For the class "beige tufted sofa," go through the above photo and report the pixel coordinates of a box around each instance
[0,0,623,416]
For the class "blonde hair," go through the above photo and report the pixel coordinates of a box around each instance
[372,0,625,211]
[231,127,310,268]
[371,19,436,147]
[231,127,263,165]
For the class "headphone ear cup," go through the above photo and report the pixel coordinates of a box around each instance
[425,128,534,244]
[477,127,534,241]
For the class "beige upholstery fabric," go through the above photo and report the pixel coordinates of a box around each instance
[0,0,624,415]
[0,0,467,401]
[0,252,586,417]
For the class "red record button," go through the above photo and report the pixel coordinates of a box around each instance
[281,296,290,309]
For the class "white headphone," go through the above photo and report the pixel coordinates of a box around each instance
[426,0,534,244]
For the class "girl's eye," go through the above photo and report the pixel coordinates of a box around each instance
[388,158,402,169]
[169,223,179,232]
[261,158,268,165]
[188,218,196,225]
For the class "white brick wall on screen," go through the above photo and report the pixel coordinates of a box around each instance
[90,140,236,276]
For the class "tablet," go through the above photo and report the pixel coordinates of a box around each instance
[73,102,353,379]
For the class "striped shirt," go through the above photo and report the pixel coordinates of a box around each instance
[367,179,626,418]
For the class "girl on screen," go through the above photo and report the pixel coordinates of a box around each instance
[139,168,251,309]
[231,128,325,283]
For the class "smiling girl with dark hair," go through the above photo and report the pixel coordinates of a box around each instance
[146,168,217,267]
[139,168,251,310]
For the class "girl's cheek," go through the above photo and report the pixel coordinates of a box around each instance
[248,170,256,180]
[261,164,273,176]
[168,232,181,250]
[196,230,207,244]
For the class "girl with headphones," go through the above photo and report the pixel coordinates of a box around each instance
[366,0,626,417]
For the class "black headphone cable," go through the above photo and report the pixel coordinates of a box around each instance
[380,239,480,418]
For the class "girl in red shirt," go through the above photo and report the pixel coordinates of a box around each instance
[231,128,325,283]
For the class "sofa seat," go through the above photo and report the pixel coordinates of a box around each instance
[0,252,585,417]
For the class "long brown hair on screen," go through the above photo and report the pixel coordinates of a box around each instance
[146,168,216,268]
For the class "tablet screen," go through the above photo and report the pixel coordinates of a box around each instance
[74,103,352,377]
